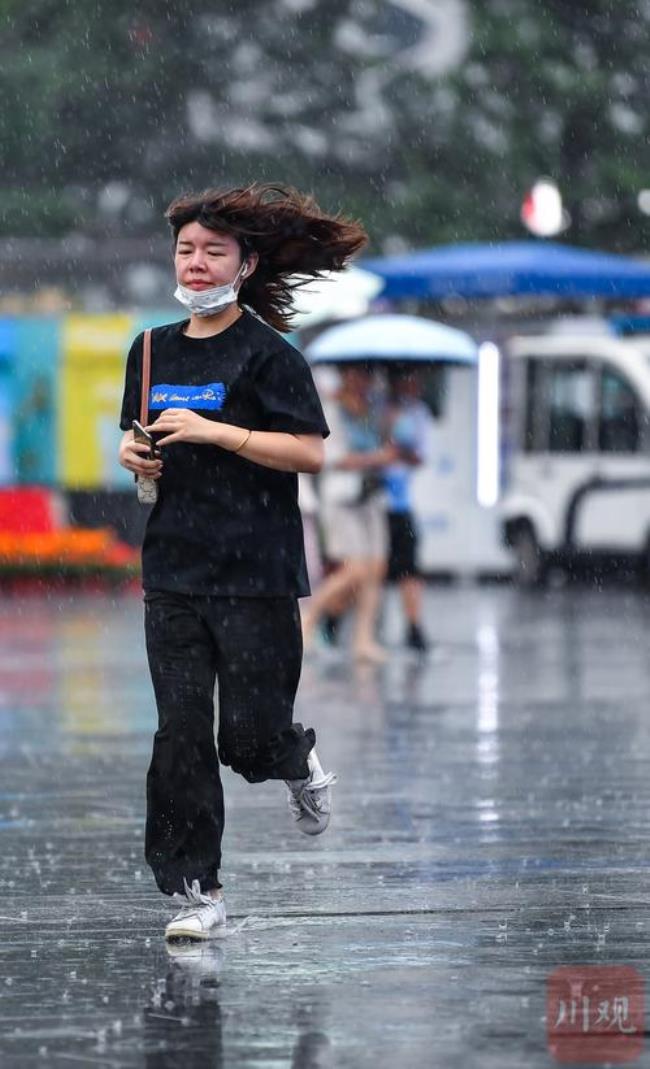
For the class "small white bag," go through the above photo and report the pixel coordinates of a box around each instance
[136,476,158,505]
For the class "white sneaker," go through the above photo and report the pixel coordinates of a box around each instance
[286,750,337,836]
[165,878,227,941]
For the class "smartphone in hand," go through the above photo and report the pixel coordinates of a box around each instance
[132,420,160,505]
[132,419,161,458]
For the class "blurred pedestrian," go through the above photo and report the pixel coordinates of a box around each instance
[302,365,397,663]
[298,472,323,589]
[384,367,433,652]
[297,365,341,593]
[118,184,366,941]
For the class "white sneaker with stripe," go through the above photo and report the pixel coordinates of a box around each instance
[165,878,226,941]
[286,749,337,836]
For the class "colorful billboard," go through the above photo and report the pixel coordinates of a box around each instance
[60,314,135,489]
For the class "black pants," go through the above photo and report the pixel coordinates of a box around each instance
[144,591,315,895]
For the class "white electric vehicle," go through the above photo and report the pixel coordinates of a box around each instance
[501,332,650,585]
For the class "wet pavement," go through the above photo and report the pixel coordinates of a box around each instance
[1,583,650,1067]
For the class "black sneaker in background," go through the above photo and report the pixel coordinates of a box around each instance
[406,622,429,652]
[321,614,341,645]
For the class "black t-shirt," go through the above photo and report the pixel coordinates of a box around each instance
[119,310,329,597]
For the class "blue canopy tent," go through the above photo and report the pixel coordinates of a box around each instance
[363,241,650,301]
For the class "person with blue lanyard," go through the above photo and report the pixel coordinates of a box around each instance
[384,367,433,652]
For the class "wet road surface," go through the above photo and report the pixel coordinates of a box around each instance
[1,584,650,1067]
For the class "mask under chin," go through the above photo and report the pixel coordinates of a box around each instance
[174,281,239,317]
[174,262,247,317]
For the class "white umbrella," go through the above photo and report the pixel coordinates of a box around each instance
[306,314,478,364]
[290,267,384,329]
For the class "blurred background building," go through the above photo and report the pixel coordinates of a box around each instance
[3,0,650,582]
[2,0,650,309]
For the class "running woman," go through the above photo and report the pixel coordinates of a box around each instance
[118,184,367,940]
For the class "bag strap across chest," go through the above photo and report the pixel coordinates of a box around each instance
[140,329,152,426]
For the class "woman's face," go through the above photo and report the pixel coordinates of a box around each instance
[340,367,373,415]
[174,221,246,290]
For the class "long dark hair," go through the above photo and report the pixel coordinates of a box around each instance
[165,183,368,331]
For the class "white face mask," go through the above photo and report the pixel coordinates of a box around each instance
[174,261,248,317]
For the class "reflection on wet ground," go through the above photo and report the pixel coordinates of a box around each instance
[1,585,650,1066]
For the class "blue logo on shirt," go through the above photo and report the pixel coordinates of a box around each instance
[149,383,226,410]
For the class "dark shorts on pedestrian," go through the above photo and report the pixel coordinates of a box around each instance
[387,511,419,581]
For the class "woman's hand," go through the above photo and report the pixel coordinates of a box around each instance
[118,432,164,479]
[146,409,218,447]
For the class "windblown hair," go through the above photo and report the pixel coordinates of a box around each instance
[165,183,368,331]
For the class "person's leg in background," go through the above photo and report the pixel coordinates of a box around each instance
[351,498,389,663]
[351,558,386,661]
[302,501,385,658]
[319,560,350,645]
[301,499,365,650]
[387,511,429,652]
[301,557,367,650]
[401,575,428,650]
[394,511,429,652]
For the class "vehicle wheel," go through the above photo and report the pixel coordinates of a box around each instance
[639,534,650,588]
[510,523,547,589]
